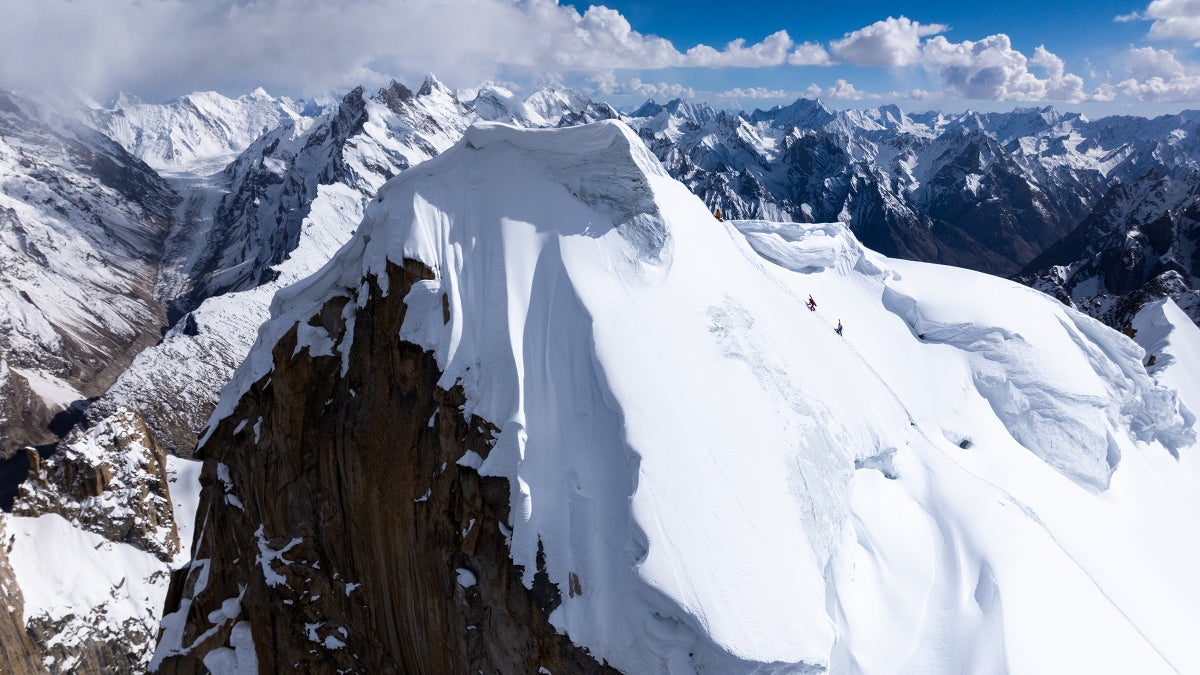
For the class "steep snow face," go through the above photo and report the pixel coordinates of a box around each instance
[88,89,310,174]
[203,120,1197,673]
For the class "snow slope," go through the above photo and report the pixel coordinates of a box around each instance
[195,120,1198,673]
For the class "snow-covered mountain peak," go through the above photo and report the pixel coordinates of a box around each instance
[88,88,306,172]
[749,96,835,130]
[171,119,1198,674]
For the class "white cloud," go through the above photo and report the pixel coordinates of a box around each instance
[825,79,874,100]
[1126,46,1186,78]
[1143,0,1200,41]
[0,0,826,101]
[1120,0,1200,42]
[682,30,794,67]
[720,87,796,99]
[1116,74,1200,99]
[599,77,695,101]
[788,42,834,67]
[1102,45,1200,101]
[794,80,880,101]
[830,16,947,67]
[922,34,1089,102]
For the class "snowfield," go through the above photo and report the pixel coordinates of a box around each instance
[199,120,1200,673]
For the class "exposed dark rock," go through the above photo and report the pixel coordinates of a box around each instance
[155,260,614,673]
[13,408,179,562]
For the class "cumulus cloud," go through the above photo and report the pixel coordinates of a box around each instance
[0,0,827,101]
[830,16,947,67]
[788,42,834,67]
[1126,46,1186,78]
[1119,0,1200,42]
[1116,46,1200,99]
[1144,0,1200,41]
[921,34,1089,102]
[1117,73,1200,99]
[682,30,793,67]
[825,79,874,100]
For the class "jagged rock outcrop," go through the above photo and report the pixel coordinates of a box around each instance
[0,408,186,672]
[1019,168,1200,328]
[153,260,612,673]
[14,408,179,562]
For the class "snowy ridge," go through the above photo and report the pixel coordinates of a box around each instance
[88,89,310,174]
[199,120,1198,673]
[99,78,610,453]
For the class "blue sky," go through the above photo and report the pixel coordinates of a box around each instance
[1,0,1198,116]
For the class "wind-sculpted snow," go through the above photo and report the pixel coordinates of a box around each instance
[192,120,1200,673]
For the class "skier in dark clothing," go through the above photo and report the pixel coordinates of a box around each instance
[835,320,843,336]
[807,294,817,312]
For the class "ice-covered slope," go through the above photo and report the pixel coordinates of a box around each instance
[88,89,308,173]
[160,120,1197,673]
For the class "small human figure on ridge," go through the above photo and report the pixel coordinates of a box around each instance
[836,319,843,336]
[807,294,817,312]
[715,208,723,221]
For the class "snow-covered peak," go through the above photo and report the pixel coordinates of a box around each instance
[193,119,1198,673]
[88,88,308,173]
[749,97,836,130]
[417,73,451,98]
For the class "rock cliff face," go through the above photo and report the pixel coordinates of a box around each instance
[14,408,179,562]
[5,408,185,673]
[1019,168,1200,328]
[153,260,611,673]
